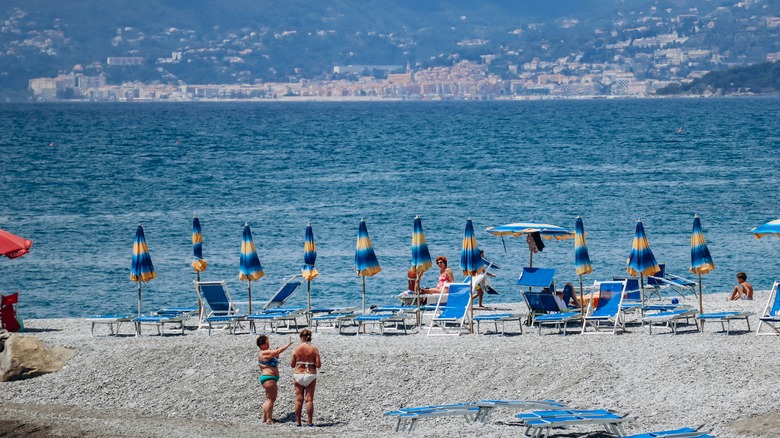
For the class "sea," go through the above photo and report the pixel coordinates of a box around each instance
[1,98,779,319]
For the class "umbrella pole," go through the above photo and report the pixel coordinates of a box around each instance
[640,275,646,316]
[529,250,533,268]
[196,271,202,320]
[362,276,367,334]
[698,273,704,331]
[416,273,421,328]
[247,282,252,315]
[307,280,312,326]
[579,274,585,324]
[469,276,474,334]
[137,283,142,316]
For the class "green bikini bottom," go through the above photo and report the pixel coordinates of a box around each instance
[259,375,280,384]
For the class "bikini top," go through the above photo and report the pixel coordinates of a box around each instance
[258,357,279,367]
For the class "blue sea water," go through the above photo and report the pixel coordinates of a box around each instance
[1,99,779,319]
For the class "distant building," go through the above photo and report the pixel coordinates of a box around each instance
[107,57,144,66]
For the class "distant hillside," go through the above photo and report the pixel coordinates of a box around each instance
[656,61,780,95]
[2,0,779,97]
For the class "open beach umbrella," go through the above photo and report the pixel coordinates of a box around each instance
[486,222,573,267]
[239,223,264,314]
[626,220,660,311]
[461,218,485,334]
[752,218,780,239]
[0,229,33,259]
[131,224,156,316]
[355,219,381,315]
[302,223,319,321]
[411,216,433,324]
[191,216,207,281]
[690,213,715,325]
[574,216,593,320]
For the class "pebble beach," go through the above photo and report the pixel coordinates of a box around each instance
[1,291,778,438]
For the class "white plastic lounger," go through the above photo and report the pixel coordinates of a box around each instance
[622,427,714,438]
[697,311,753,334]
[518,409,631,438]
[133,314,188,336]
[533,311,581,335]
[473,313,523,335]
[641,309,698,334]
[87,314,135,336]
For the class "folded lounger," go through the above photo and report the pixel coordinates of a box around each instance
[86,313,135,336]
[355,310,415,335]
[426,283,472,336]
[518,409,631,438]
[697,311,753,334]
[195,280,247,334]
[473,313,524,335]
[641,309,698,334]
[311,311,357,333]
[582,280,628,334]
[622,427,714,438]
[757,281,780,336]
[246,307,305,334]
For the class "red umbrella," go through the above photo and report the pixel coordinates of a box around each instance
[0,229,33,259]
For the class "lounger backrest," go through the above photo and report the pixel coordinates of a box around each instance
[613,276,641,300]
[264,278,303,309]
[438,283,470,319]
[646,263,666,285]
[524,291,560,312]
[765,281,780,317]
[198,282,233,313]
[517,267,556,288]
[591,281,625,317]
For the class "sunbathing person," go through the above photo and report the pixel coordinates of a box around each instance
[291,329,322,427]
[420,255,455,295]
[257,335,293,424]
[729,272,754,301]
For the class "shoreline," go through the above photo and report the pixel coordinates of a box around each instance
[0,291,777,437]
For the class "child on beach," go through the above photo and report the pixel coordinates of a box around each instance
[291,329,321,427]
[729,272,754,301]
[257,335,293,424]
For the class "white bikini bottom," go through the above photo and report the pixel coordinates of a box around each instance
[293,373,317,387]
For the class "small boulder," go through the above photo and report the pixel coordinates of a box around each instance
[0,335,74,382]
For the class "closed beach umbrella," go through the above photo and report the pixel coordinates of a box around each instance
[411,215,433,322]
[752,218,780,239]
[354,219,381,315]
[626,220,660,311]
[486,222,573,267]
[191,216,208,281]
[131,224,156,316]
[461,218,485,333]
[302,223,319,319]
[0,229,33,259]
[690,214,715,325]
[239,223,264,314]
[574,216,593,319]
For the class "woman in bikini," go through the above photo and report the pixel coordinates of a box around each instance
[257,334,292,424]
[290,328,322,427]
[420,255,455,295]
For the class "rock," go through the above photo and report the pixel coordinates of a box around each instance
[0,329,9,352]
[0,335,74,382]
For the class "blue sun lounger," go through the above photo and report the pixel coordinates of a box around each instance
[426,283,472,336]
[355,310,416,335]
[582,280,627,334]
[757,281,780,336]
[623,427,714,438]
[518,408,631,438]
[642,308,698,334]
[87,313,135,336]
[195,280,247,334]
[473,313,524,335]
[133,314,188,336]
[697,311,753,334]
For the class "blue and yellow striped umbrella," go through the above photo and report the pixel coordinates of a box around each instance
[574,216,592,316]
[461,218,484,333]
[627,220,660,309]
[752,218,780,239]
[355,219,381,314]
[239,223,264,314]
[302,223,319,317]
[690,214,715,318]
[131,224,156,316]
[411,216,433,275]
[191,216,207,277]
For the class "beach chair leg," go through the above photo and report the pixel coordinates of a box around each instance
[746,317,751,333]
